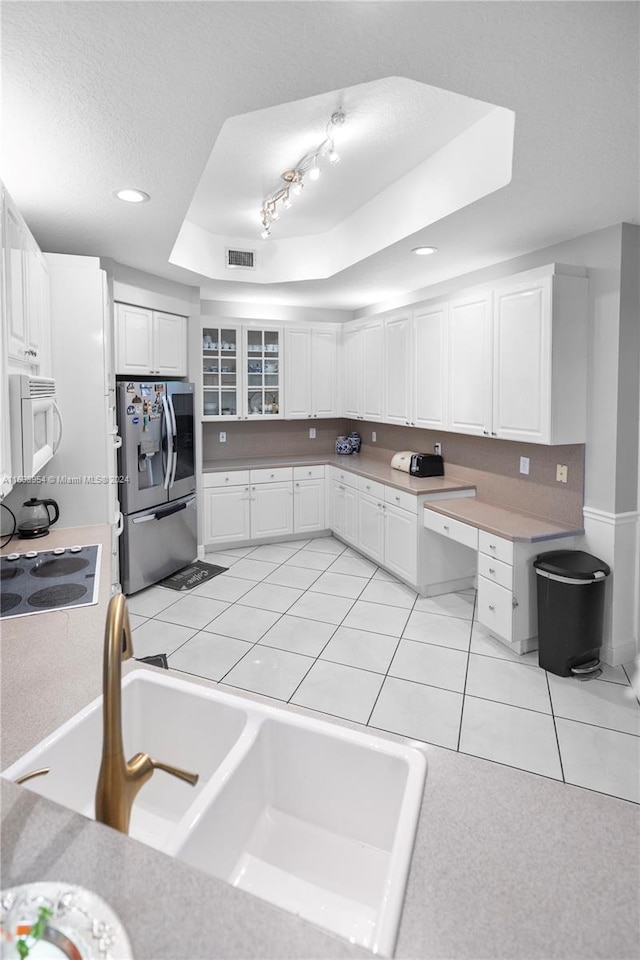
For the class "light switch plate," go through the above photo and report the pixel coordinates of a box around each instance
[372,431,377,442]
[309,427,316,439]
[219,431,226,443]
[556,464,568,483]
[520,456,530,475]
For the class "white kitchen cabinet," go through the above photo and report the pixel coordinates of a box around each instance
[414,302,447,429]
[329,478,347,538]
[384,311,413,425]
[294,478,325,533]
[447,292,493,437]
[384,502,418,584]
[491,269,587,443]
[251,481,294,538]
[203,484,251,544]
[341,319,384,420]
[329,476,357,544]
[284,326,338,419]
[203,323,282,421]
[116,303,187,376]
[2,186,50,370]
[357,491,385,564]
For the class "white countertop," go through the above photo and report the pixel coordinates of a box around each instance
[424,496,584,542]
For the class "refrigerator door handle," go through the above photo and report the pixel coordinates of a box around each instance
[161,394,174,490]
[167,393,178,488]
[132,513,156,524]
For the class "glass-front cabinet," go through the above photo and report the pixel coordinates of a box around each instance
[201,323,282,420]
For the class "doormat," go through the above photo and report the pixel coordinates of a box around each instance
[159,561,228,592]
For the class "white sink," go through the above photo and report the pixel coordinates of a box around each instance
[3,670,426,955]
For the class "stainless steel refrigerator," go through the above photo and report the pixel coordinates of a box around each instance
[117,380,196,594]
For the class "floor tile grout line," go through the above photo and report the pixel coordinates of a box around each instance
[363,584,421,727]
[455,590,477,752]
[621,662,640,706]
[546,669,566,783]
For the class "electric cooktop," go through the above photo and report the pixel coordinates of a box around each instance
[0,544,101,620]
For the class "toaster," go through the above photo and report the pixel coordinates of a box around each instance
[390,451,417,473]
[410,453,444,477]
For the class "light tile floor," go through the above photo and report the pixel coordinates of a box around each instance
[127,536,640,805]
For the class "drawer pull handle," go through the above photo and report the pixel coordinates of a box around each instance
[443,525,449,531]
[489,543,496,550]
[488,604,495,611]
[224,477,229,482]
[489,567,496,574]
[395,496,400,501]
[270,474,275,478]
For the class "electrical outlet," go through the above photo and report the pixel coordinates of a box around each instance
[519,456,530,475]
[219,431,226,443]
[434,442,442,456]
[556,464,568,483]
[309,427,316,439]
[372,431,377,442]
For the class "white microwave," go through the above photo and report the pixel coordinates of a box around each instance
[9,375,63,477]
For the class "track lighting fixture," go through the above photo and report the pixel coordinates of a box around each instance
[259,110,345,239]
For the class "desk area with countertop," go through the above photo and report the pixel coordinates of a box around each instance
[1,525,638,959]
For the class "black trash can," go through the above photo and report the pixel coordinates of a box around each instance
[533,550,610,678]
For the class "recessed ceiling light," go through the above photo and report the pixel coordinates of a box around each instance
[115,188,150,203]
[411,246,438,256]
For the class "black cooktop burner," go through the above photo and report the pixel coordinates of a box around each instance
[30,557,90,578]
[28,583,88,608]
[1,593,21,613]
[0,544,101,619]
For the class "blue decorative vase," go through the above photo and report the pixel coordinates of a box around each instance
[335,435,353,455]
[348,431,361,453]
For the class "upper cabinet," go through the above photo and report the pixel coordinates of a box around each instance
[340,263,587,445]
[2,186,50,371]
[447,292,493,437]
[284,325,339,419]
[115,303,188,376]
[202,322,283,420]
[341,318,384,421]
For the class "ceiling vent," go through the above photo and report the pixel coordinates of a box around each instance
[226,248,255,270]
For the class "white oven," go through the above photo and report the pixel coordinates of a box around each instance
[9,375,63,476]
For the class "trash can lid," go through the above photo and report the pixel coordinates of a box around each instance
[533,550,611,580]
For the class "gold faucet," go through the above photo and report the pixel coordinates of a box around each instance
[95,594,199,834]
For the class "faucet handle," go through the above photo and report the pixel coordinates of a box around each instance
[151,759,199,786]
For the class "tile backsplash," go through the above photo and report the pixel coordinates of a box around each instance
[201,419,585,527]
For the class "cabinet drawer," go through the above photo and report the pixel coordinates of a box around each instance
[478,552,513,590]
[477,576,513,642]
[330,467,359,489]
[203,470,249,488]
[384,486,418,514]
[250,467,293,484]
[424,509,478,549]
[478,530,514,565]
[293,465,325,481]
[358,476,385,500]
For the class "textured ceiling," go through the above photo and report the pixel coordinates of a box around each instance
[1,1,638,309]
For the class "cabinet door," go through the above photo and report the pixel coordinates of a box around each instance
[202,324,242,419]
[329,479,346,536]
[244,327,282,420]
[24,233,47,365]
[362,320,384,421]
[115,304,154,374]
[251,482,293,538]
[384,503,417,584]
[342,484,358,545]
[311,328,338,417]
[492,279,551,442]
[4,196,27,361]
[203,486,251,545]
[284,327,312,418]
[154,312,187,377]
[294,478,326,533]
[357,492,385,564]
[414,303,447,429]
[342,326,363,418]
[447,293,493,437]
[384,312,413,425]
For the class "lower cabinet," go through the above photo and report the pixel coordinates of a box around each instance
[384,502,418,584]
[329,476,358,545]
[357,492,385,564]
[203,466,326,546]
